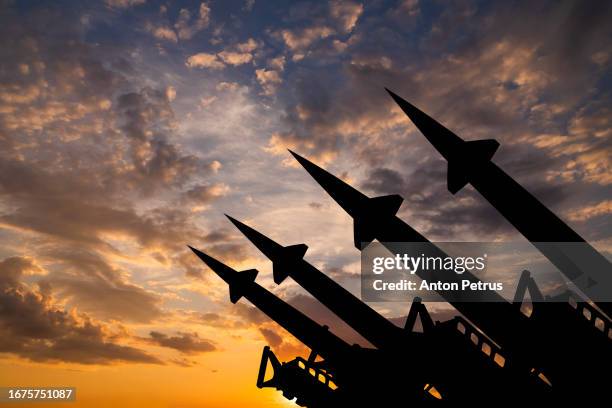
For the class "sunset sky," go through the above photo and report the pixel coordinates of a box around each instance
[0,0,610,406]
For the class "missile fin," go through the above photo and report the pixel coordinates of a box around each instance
[229,268,259,303]
[447,139,500,194]
[354,218,376,249]
[464,139,500,161]
[273,244,309,284]
[447,161,470,194]
[368,194,404,216]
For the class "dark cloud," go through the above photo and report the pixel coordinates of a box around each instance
[182,183,229,205]
[267,0,611,241]
[0,256,161,365]
[259,327,283,347]
[231,302,268,326]
[148,331,217,354]
[0,2,237,336]
[44,249,162,323]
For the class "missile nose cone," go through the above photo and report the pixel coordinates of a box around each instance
[224,214,250,234]
[187,245,208,263]
[288,149,313,172]
[384,87,403,105]
[384,88,424,123]
[287,149,335,189]
[385,89,463,163]
[288,150,368,218]
[225,214,282,259]
[187,245,234,283]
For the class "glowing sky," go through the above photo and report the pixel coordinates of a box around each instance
[0,0,610,406]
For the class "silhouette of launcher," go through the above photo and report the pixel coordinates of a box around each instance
[189,90,611,405]
[187,246,442,405]
[224,216,552,402]
[290,149,610,400]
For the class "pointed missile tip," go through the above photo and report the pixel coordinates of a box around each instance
[224,213,251,233]
[224,213,239,225]
[225,214,258,242]
[287,149,317,174]
[384,87,396,97]
[187,244,200,256]
[187,245,211,264]
[187,246,236,284]
[384,87,410,107]
[224,215,281,256]
[287,148,305,164]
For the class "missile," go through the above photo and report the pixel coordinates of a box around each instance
[289,150,404,249]
[188,246,441,403]
[224,214,408,350]
[187,245,350,362]
[288,150,575,377]
[290,149,611,393]
[385,88,612,317]
[224,216,558,401]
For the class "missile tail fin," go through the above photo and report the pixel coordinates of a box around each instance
[273,244,309,284]
[353,195,404,248]
[229,268,259,303]
[369,194,404,215]
[447,161,470,194]
[447,139,500,194]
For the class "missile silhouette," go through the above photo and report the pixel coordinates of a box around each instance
[224,214,403,350]
[188,245,443,403]
[288,149,612,390]
[223,215,556,401]
[187,245,350,363]
[385,88,612,317]
[289,150,404,249]
[288,150,507,303]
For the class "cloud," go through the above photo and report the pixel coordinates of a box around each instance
[183,183,229,203]
[0,256,161,365]
[329,0,363,33]
[105,0,146,9]
[258,327,283,347]
[175,2,210,40]
[217,38,259,66]
[166,85,177,101]
[243,0,255,12]
[0,4,229,346]
[268,56,286,71]
[44,249,163,323]
[279,26,335,52]
[218,51,253,66]
[255,69,282,96]
[146,2,210,43]
[236,38,258,53]
[566,200,612,222]
[199,95,218,109]
[265,0,612,241]
[396,0,420,17]
[186,53,225,69]
[216,82,241,92]
[149,331,216,354]
[149,26,178,43]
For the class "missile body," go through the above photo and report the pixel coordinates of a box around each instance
[386,89,612,317]
[220,221,552,402]
[188,246,349,364]
[188,246,436,404]
[289,150,610,393]
[225,215,401,350]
